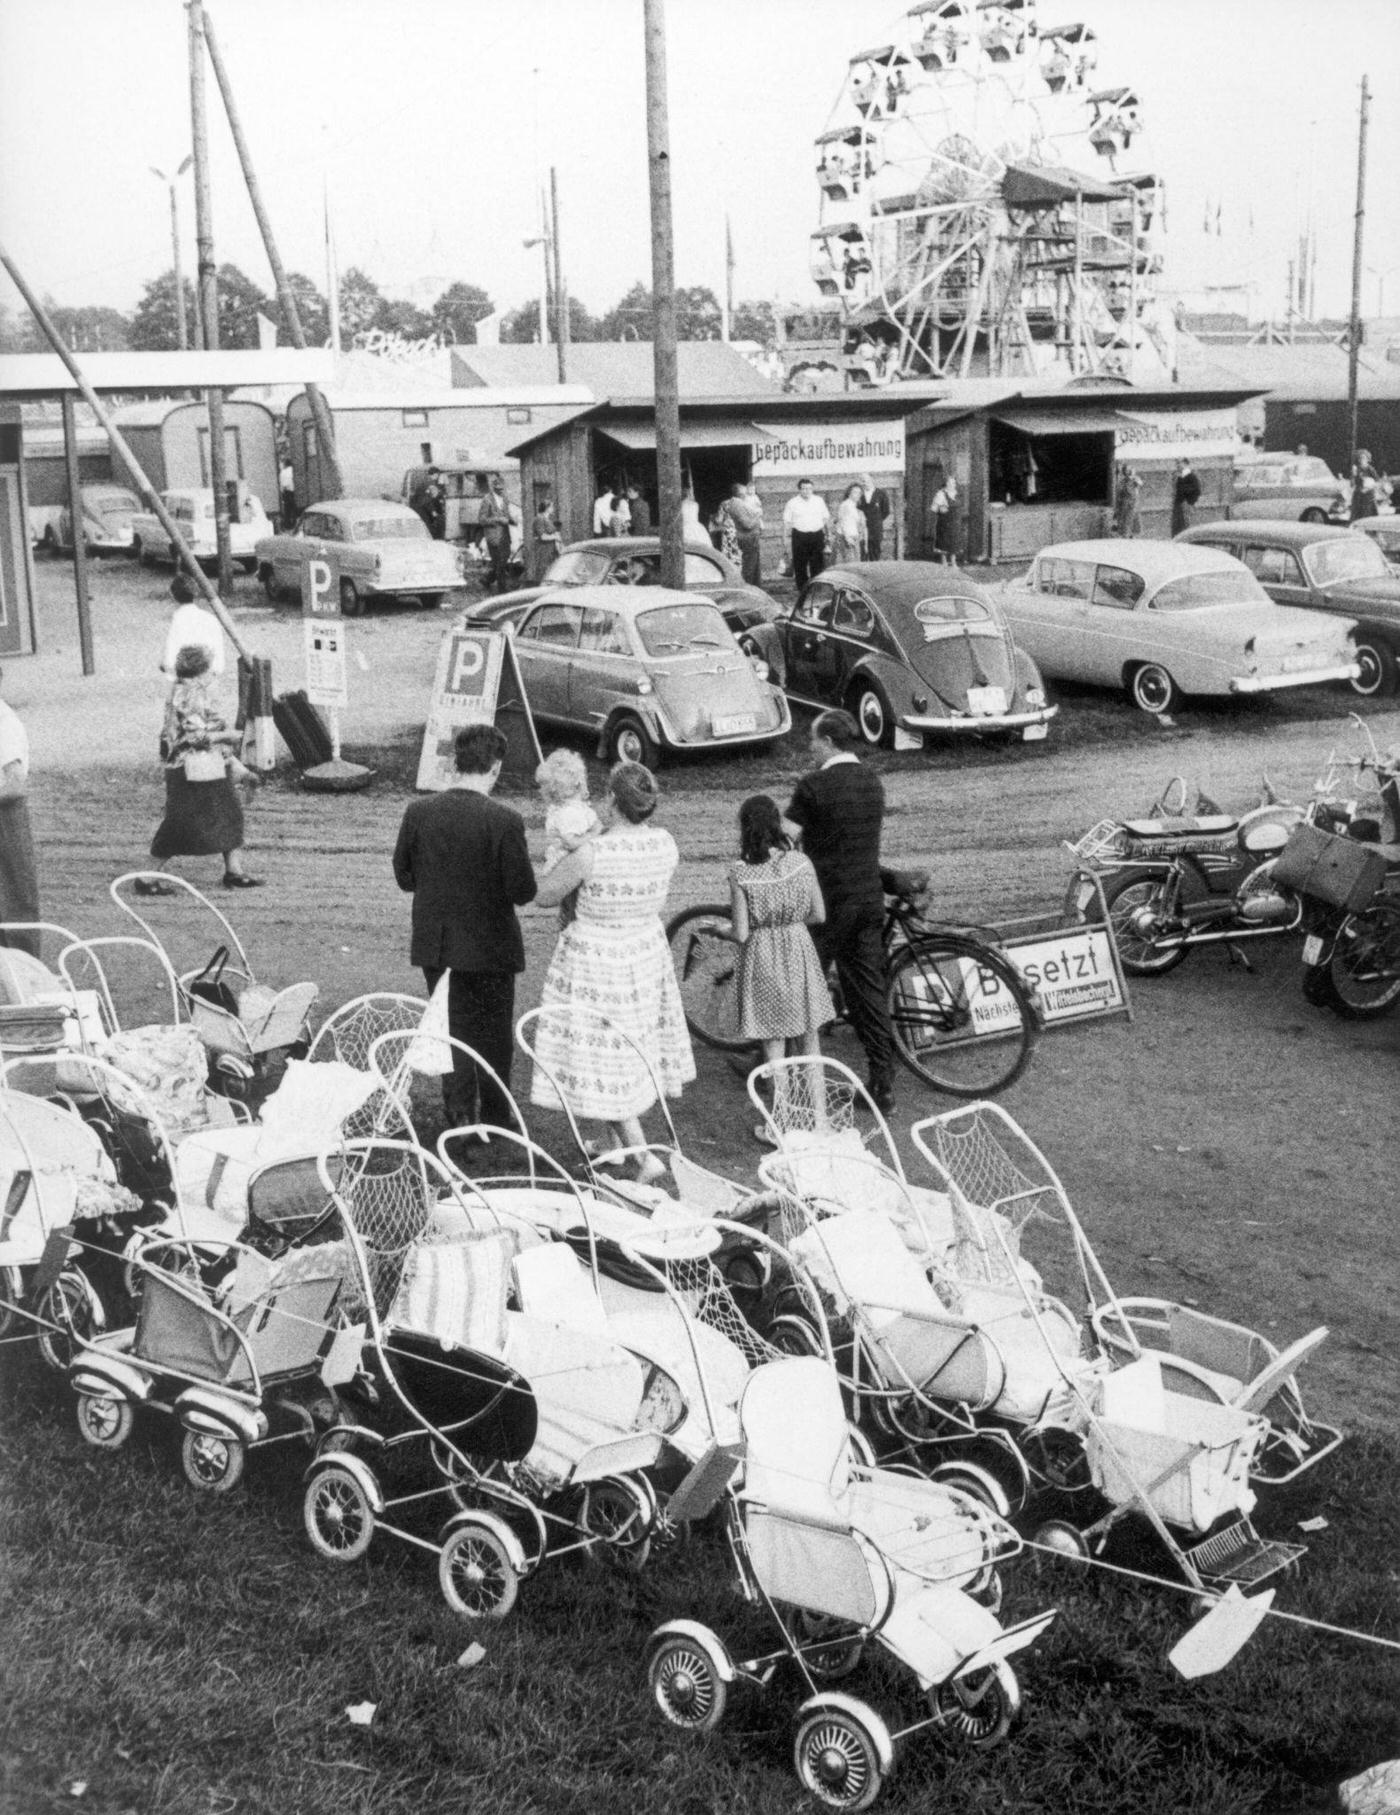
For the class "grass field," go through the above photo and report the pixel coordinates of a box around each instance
[3,1348,1397,1815]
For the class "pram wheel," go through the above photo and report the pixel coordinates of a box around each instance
[304,1463,377,1563]
[930,1658,1018,1749]
[928,1460,1012,1521]
[769,1314,824,1359]
[75,1393,133,1451]
[181,1429,246,1494]
[581,1476,655,1572]
[793,1697,889,1810]
[438,1518,520,1620]
[36,1267,103,1372]
[793,1609,865,1680]
[647,1628,729,1733]
[1032,1519,1090,1568]
[1022,1427,1092,1495]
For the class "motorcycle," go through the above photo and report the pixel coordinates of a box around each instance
[1276,729,1400,1019]
[1067,749,1366,978]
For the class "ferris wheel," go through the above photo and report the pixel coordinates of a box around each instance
[810,0,1173,383]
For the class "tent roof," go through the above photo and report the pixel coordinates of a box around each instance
[1001,162,1126,207]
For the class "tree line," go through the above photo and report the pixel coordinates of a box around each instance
[0,267,779,354]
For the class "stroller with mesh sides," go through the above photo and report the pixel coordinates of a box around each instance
[112,872,319,1106]
[0,1079,144,1369]
[68,1216,353,1493]
[645,1356,1056,1811]
[913,1102,1327,1591]
[302,1137,739,1619]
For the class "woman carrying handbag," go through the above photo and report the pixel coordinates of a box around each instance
[136,643,262,896]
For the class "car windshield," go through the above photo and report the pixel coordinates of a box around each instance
[89,490,139,513]
[351,516,428,542]
[1150,570,1268,611]
[1286,458,1337,485]
[635,602,731,655]
[545,551,612,584]
[1305,538,1390,586]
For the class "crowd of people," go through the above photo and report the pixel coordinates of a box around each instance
[391,708,897,1179]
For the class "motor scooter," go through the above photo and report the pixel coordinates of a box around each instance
[1067,749,1363,977]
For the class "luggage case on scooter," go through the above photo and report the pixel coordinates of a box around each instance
[272,691,333,769]
[1273,823,1388,912]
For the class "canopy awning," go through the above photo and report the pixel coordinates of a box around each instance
[850,43,898,63]
[598,421,757,452]
[992,409,1125,437]
[1001,163,1126,207]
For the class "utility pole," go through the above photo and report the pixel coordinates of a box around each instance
[643,0,683,592]
[188,0,233,597]
[550,165,567,384]
[1347,74,1370,467]
[202,8,343,499]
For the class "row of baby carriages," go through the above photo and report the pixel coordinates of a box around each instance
[1,910,1344,1810]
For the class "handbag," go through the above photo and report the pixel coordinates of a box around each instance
[182,748,227,782]
[187,946,240,1015]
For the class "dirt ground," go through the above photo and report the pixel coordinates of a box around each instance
[16,551,1400,1429]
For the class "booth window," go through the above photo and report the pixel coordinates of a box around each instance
[197,425,245,485]
[507,408,532,426]
[988,420,1113,507]
[402,410,429,429]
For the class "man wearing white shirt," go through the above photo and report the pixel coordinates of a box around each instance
[592,484,617,536]
[161,572,226,679]
[782,478,831,590]
[0,669,39,958]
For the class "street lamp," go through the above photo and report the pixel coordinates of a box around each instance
[523,232,552,346]
[1367,264,1400,318]
[149,155,193,349]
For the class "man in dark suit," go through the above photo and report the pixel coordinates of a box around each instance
[783,709,895,1114]
[393,722,537,1130]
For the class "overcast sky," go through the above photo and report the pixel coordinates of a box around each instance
[2,0,1397,331]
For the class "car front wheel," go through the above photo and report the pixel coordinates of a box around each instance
[606,715,660,769]
[1128,663,1180,715]
[1350,636,1398,699]
[850,682,895,749]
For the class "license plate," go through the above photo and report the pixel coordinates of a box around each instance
[713,713,756,737]
[1281,653,1316,672]
[967,685,1008,716]
[1302,934,1322,965]
[1023,722,1049,741]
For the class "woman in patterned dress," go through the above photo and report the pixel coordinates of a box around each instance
[530,762,695,1181]
[729,795,834,1144]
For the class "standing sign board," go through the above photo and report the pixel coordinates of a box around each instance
[301,550,349,733]
[991,871,1133,1030]
[416,625,542,790]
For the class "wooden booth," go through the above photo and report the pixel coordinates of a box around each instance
[904,380,1261,564]
[0,407,39,657]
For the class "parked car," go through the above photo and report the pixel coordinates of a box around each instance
[995,540,1358,713]
[132,487,272,575]
[1357,516,1400,571]
[43,484,142,555]
[774,560,1055,747]
[1229,454,1349,525]
[465,538,786,682]
[253,500,468,613]
[503,584,790,767]
[1178,520,1400,698]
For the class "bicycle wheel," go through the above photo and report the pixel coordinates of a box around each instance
[1327,901,1400,1019]
[665,903,754,1052]
[887,935,1037,1096]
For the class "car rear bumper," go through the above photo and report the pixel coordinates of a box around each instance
[898,704,1059,732]
[1230,663,1359,692]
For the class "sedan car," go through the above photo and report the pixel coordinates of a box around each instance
[776,561,1055,747]
[44,484,142,555]
[1229,454,1349,525]
[132,487,272,575]
[254,500,467,614]
[465,538,785,681]
[1178,520,1400,698]
[996,540,1358,714]
[505,585,790,767]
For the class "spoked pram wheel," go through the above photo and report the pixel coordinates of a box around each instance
[928,1459,1013,1520]
[930,1658,1019,1749]
[304,1463,377,1564]
[647,1626,730,1733]
[181,1429,246,1494]
[36,1267,103,1371]
[580,1475,655,1572]
[75,1393,133,1451]
[1021,1427,1092,1495]
[793,1695,891,1811]
[438,1516,520,1620]
[793,1608,865,1680]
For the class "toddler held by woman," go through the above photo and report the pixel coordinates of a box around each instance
[536,748,600,925]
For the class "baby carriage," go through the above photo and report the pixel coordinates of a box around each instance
[912,1103,1323,1592]
[912,1101,1342,1491]
[68,1221,353,1493]
[645,1356,1056,1810]
[0,1077,144,1369]
[301,1137,708,1618]
[112,872,319,1106]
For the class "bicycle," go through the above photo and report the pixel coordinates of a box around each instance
[666,869,1040,1098]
